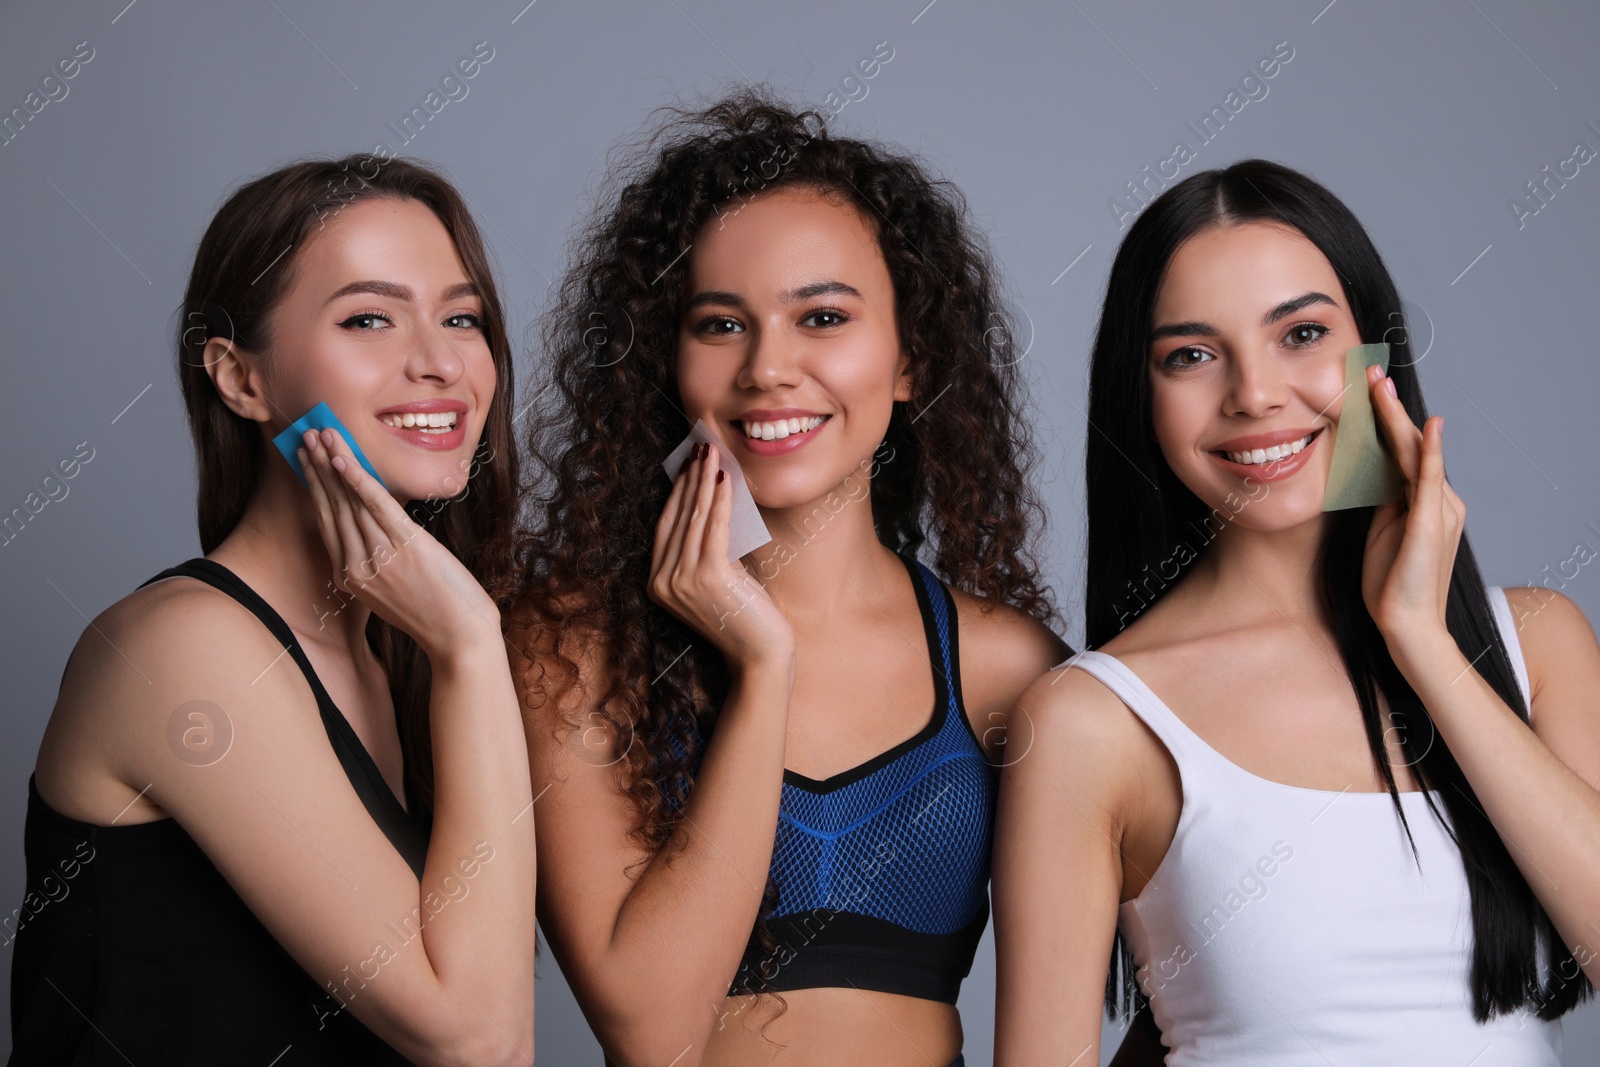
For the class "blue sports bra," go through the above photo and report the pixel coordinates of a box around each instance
[726,553,998,1003]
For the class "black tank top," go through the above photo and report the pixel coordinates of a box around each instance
[8,558,433,1065]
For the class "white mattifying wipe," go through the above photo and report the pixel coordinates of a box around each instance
[661,418,773,562]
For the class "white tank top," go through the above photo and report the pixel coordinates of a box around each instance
[1064,586,1563,1065]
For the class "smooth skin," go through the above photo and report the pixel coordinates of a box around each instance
[524,186,1067,1067]
[32,198,536,1067]
[993,221,1600,1063]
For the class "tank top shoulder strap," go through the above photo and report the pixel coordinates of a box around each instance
[142,559,341,710]
[141,558,430,877]
[1484,585,1533,710]
[1061,649,1210,768]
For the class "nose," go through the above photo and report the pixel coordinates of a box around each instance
[734,320,804,391]
[1223,347,1290,419]
[405,324,467,387]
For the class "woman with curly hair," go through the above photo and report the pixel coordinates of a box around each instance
[508,90,1082,1066]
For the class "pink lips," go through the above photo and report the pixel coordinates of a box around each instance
[1208,427,1323,483]
[733,412,831,458]
[375,399,469,452]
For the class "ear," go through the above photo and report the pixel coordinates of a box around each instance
[892,349,914,403]
[201,338,275,423]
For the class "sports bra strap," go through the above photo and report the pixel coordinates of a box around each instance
[908,557,958,695]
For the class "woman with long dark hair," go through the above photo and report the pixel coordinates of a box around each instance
[508,90,1075,1066]
[11,155,536,1065]
[995,159,1599,1064]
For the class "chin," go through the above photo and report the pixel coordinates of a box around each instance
[1177,466,1329,534]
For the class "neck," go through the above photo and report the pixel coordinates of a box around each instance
[209,459,375,653]
[1185,511,1332,622]
[746,469,904,625]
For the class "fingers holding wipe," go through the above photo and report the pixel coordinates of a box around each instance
[680,443,722,571]
[657,442,707,587]
[705,463,733,566]
[271,401,386,489]
[660,419,773,562]
[316,434,367,561]
[320,427,414,547]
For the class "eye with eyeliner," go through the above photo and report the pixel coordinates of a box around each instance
[338,309,392,332]
[336,310,485,332]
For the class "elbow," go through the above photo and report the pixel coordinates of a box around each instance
[586,995,716,1067]
[601,1024,707,1067]
[460,1032,535,1067]
[424,1027,535,1067]
[403,1006,535,1067]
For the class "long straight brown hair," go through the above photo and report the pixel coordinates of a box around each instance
[176,153,521,809]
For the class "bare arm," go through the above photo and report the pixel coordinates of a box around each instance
[45,431,536,1067]
[1389,588,1600,986]
[1366,371,1600,987]
[520,443,797,1065]
[994,666,1141,1066]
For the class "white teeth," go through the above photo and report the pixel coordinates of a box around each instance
[1226,433,1314,466]
[740,415,827,441]
[383,410,458,433]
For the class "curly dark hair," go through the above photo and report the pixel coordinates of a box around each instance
[507,86,1055,984]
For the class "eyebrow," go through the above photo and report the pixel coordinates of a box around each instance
[682,279,863,313]
[1148,291,1340,343]
[1262,291,1338,325]
[324,280,479,305]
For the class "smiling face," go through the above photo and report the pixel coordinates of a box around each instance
[675,185,911,510]
[1147,221,1359,529]
[255,196,495,503]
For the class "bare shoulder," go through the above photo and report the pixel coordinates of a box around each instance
[1501,587,1600,698]
[1014,660,1149,763]
[1498,587,1600,774]
[999,659,1160,833]
[36,574,306,819]
[950,587,1071,704]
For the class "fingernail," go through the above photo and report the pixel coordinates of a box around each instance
[303,429,317,448]
[1383,377,1397,398]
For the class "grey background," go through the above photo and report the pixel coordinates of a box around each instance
[2,0,1597,1062]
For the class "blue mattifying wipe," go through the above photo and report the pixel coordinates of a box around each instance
[272,402,386,489]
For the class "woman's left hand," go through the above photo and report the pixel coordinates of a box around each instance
[1361,362,1467,644]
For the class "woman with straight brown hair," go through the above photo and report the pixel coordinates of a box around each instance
[9,154,536,1066]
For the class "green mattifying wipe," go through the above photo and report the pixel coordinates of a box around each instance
[1321,343,1403,511]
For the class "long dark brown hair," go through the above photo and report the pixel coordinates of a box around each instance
[1087,158,1591,1022]
[177,153,521,810]
[508,87,1055,961]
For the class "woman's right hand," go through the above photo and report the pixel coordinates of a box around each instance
[649,441,794,668]
[299,427,501,661]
